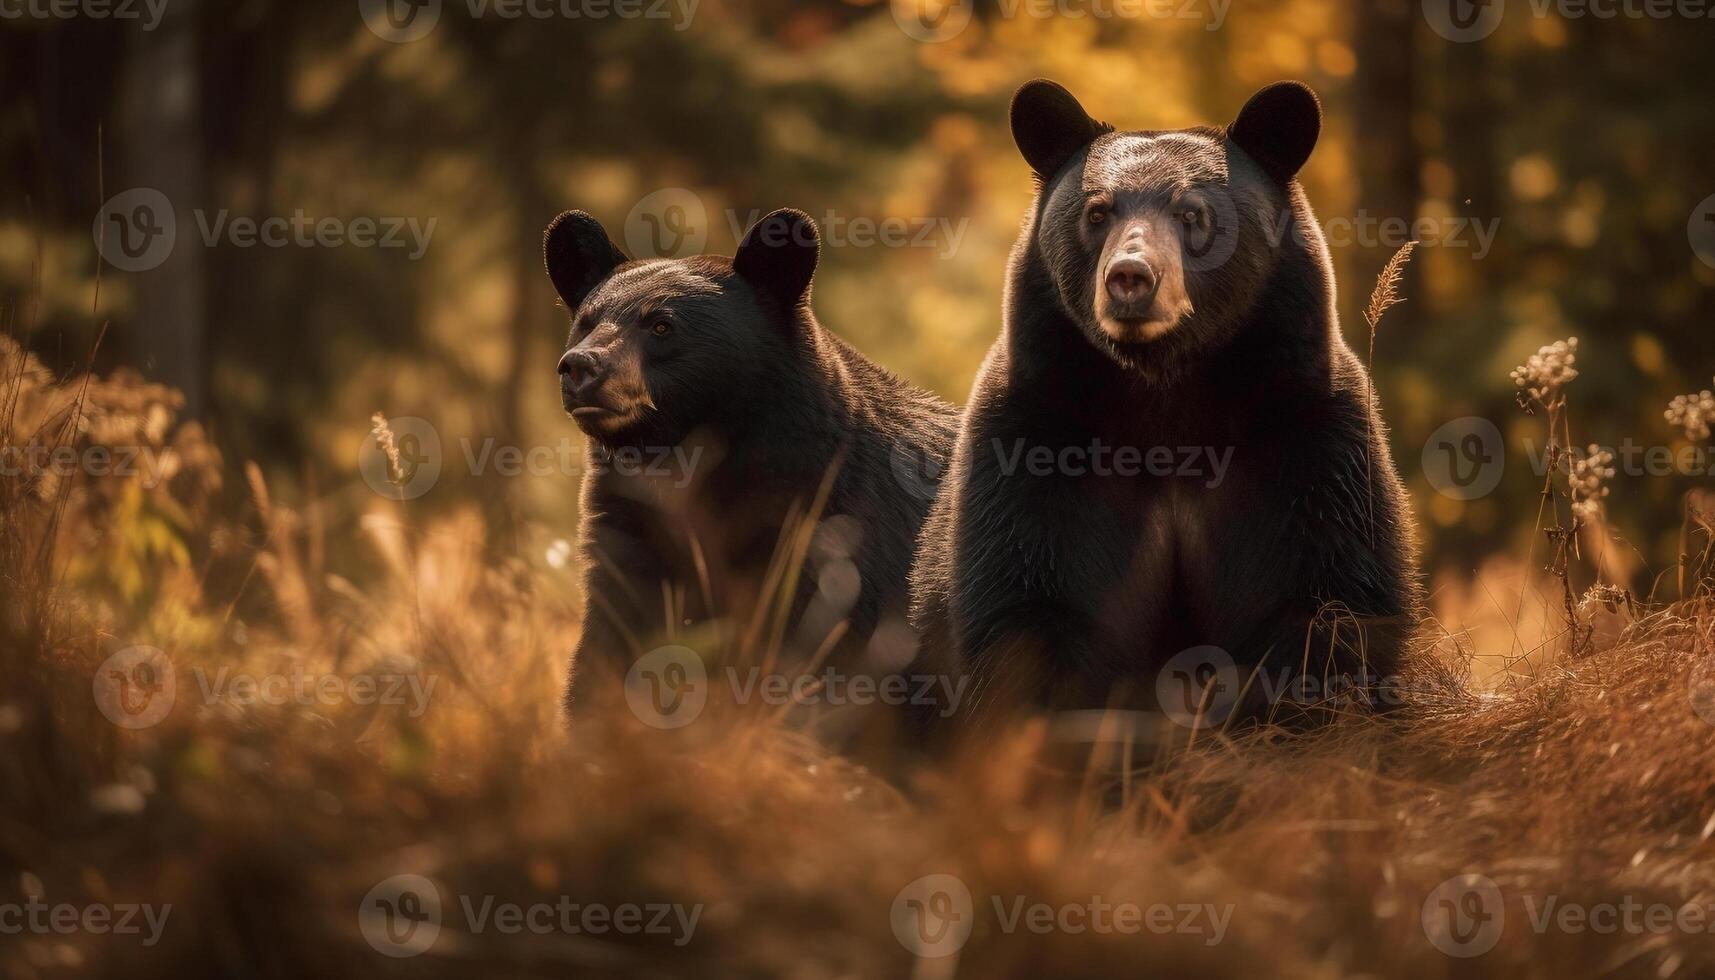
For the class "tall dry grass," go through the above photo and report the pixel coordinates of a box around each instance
[4,324,1715,979]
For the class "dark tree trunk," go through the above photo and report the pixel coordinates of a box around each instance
[1352,0,1421,334]
[117,0,207,416]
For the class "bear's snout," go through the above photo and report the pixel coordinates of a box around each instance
[1104,256,1158,307]
[1092,215,1193,345]
[558,348,609,405]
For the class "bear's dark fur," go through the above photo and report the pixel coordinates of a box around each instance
[909,80,1421,735]
[545,208,957,718]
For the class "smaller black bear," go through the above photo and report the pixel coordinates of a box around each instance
[546,207,957,723]
[909,80,1421,737]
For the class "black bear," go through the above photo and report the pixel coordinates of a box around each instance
[546,207,957,725]
[909,80,1420,736]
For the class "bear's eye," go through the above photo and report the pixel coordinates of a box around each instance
[1179,208,1202,226]
[649,318,673,337]
[1086,206,1108,226]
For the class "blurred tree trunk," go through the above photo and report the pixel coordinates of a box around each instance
[1352,0,1421,334]
[484,120,555,551]
[117,0,207,416]
[1444,39,1498,293]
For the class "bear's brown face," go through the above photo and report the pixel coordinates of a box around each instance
[558,260,726,441]
[544,208,821,451]
[1076,133,1233,345]
[1035,129,1276,378]
[1009,79,1322,382]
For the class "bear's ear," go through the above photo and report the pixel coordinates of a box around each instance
[733,208,819,309]
[1228,81,1321,184]
[544,210,627,312]
[1011,79,1107,181]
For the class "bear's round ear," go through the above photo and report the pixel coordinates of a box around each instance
[1011,79,1106,181]
[544,210,627,312]
[1228,81,1321,184]
[733,208,819,310]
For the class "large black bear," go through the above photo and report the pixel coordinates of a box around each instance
[546,207,957,722]
[909,80,1420,736]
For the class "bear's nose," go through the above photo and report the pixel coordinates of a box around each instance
[1105,257,1158,306]
[558,349,607,397]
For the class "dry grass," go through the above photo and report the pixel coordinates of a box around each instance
[4,337,1715,979]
